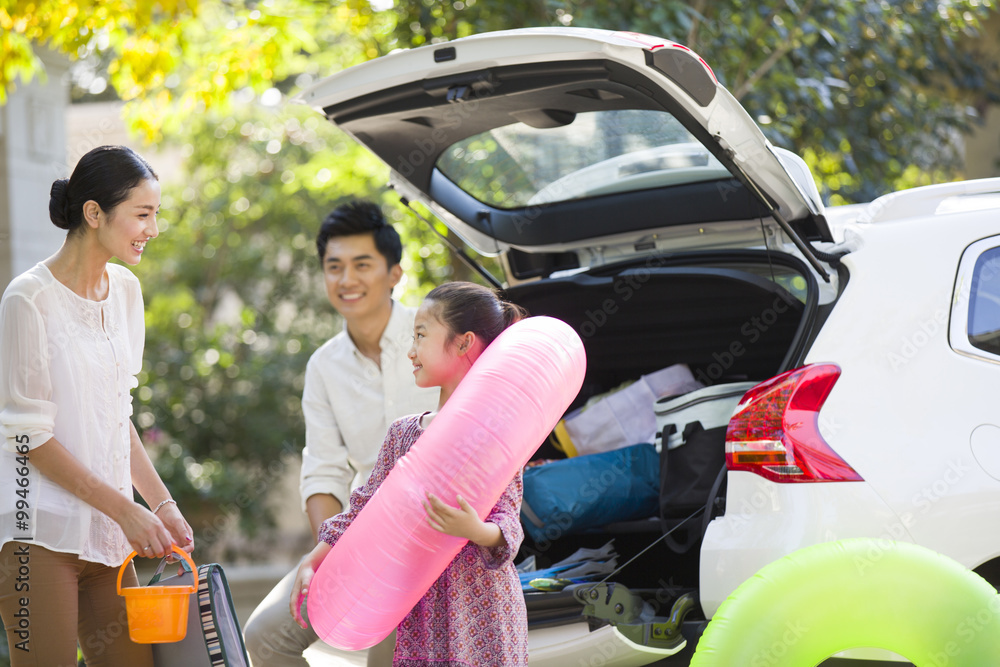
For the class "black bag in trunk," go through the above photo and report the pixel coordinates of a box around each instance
[659,423,728,518]
[655,382,756,519]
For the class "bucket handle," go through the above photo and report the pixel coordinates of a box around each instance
[148,550,194,585]
[117,545,197,596]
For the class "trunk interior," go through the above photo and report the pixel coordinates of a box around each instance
[504,250,816,625]
[506,251,814,407]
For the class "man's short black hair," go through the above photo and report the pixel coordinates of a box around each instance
[316,200,403,267]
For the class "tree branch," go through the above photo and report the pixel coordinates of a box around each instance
[732,4,783,92]
[686,0,709,50]
[733,0,816,101]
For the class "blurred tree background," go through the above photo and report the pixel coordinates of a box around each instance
[1,0,998,565]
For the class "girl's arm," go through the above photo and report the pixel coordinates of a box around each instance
[129,420,194,554]
[290,540,332,628]
[480,471,525,566]
[25,435,175,558]
[424,493,507,547]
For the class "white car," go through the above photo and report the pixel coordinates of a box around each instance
[299,27,1000,666]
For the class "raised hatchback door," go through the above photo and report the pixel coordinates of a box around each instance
[298,27,832,261]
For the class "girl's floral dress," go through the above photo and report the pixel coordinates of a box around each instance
[319,413,529,667]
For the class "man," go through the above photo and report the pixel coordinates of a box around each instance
[244,200,439,666]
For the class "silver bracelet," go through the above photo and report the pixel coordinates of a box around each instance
[153,498,177,515]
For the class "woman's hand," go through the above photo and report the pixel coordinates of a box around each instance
[156,502,195,555]
[116,503,175,559]
[423,493,505,547]
[290,542,332,629]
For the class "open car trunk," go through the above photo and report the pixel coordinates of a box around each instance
[507,250,817,643]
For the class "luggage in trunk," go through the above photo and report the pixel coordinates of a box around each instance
[655,382,756,519]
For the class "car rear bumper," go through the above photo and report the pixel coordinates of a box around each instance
[700,471,912,617]
[528,621,685,666]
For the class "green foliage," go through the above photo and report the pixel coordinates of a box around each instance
[1,0,392,138]
[0,0,195,105]
[677,0,1000,203]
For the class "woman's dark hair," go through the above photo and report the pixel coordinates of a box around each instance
[316,199,402,267]
[49,145,158,233]
[424,282,527,348]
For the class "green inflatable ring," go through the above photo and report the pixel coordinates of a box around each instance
[691,539,1000,666]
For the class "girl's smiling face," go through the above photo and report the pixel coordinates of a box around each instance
[409,300,474,394]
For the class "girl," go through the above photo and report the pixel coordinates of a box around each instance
[0,145,194,666]
[291,281,529,666]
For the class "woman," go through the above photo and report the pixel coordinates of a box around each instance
[0,145,194,666]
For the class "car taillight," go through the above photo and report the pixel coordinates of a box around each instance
[725,363,862,483]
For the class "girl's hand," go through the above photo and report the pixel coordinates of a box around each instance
[156,502,195,555]
[117,503,174,559]
[424,493,505,547]
[290,542,332,629]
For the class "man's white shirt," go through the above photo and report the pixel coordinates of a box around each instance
[299,301,439,510]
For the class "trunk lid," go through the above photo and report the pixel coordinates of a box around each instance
[299,27,833,278]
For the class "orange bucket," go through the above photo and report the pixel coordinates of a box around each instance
[116,545,197,643]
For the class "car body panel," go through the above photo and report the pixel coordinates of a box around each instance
[700,472,909,617]
[809,207,1000,564]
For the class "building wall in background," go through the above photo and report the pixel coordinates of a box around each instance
[66,101,184,183]
[964,13,1000,180]
[0,49,70,289]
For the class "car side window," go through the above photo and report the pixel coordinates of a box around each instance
[968,247,1000,356]
[951,237,1000,362]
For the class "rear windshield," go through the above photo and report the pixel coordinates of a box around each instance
[435,109,731,209]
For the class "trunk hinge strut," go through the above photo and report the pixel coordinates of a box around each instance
[397,195,503,289]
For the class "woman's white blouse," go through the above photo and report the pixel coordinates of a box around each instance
[0,262,144,566]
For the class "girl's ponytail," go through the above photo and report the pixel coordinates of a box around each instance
[500,299,527,328]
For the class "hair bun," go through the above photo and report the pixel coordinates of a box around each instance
[48,179,72,230]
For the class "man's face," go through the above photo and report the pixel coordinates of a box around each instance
[321,234,402,320]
